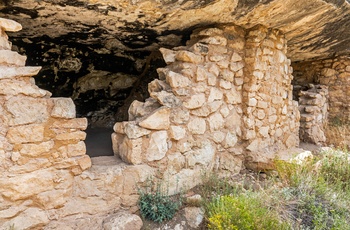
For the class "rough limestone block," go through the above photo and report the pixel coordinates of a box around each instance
[183,93,206,109]
[124,122,151,139]
[138,107,170,130]
[159,48,176,64]
[0,50,26,66]
[208,87,223,102]
[51,118,88,130]
[50,98,76,118]
[187,117,206,134]
[170,108,190,124]
[66,141,86,157]
[208,113,224,131]
[0,18,22,32]
[5,97,49,126]
[169,126,186,140]
[224,87,241,104]
[196,66,208,82]
[0,168,71,201]
[119,137,143,165]
[0,79,51,97]
[55,130,86,141]
[77,155,92,171]
[166,70,191,88]
[222,132,238,148]
[0,66,41,79]
[146,131,168,161]
[175,50,203,64]
[103,211,143,230]
[150,91,181,107]
[6,124,45,144]
[19,141,54,157]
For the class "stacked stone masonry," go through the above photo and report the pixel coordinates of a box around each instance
[112,24,300,179]
[0,18,302,229]
[0,18,158,229]
[293,56,350,124]
[297,84,329,145]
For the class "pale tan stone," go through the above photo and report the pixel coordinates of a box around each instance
[103,211,143,230]
[183,93,206,109]
[4,208,50,230]
[77,155,92,171]
[51,118,88,130]
[219,79,232,89]
[146,131,168,161]
[0,66,41,79]
[128,98,161,121]
[187,117,206,134]
[207,73,217,86]
[0,168,71,201]
[169,126,186,140]
[55,131,86,141]
[119,137,143,165]
[138,107,170,130]
[224,87,241,104]
[166,70,191,88]
[5,97,49,126]
[0,79,51,97]
[19,141,54,157]
[212,131,225,143]
[184,207,204,229]
[229,61,244,72]
[175,50,203,64]
[124,122,151,139]
[0,50,26,66]
[185,140,215,166]
[231,52,243,62]
[50,98,76,118]
[7,124,44,143]
[0,18,22,32]
[150,91,181,107]
[196,66,207,82]
[170,107,190,124]
[208,113,224,131]
[66,141,86,157]
[148,79,170,93]
[159,48,176,64]
[199,36,227,46]
[208,87,223,102]
[223,132,238,148]
[220,69,234,82]
[206,63,220,76]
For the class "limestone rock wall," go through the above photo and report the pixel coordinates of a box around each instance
[293,56,350,124]
[0,18,92,229]
[112,24,300,185]
[298,84,329,145]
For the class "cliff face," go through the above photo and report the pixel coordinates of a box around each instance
[0,0,349,126]
[1,0,349,61]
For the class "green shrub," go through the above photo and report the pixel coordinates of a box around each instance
[206,194,290,230]
[138,179,182,223]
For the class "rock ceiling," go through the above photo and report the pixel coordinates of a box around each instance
[1,0,350,62]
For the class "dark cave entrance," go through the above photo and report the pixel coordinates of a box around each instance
[10,35,167,157]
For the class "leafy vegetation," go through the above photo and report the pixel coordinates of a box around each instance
[138,178,183,223]
[199,148,350,230]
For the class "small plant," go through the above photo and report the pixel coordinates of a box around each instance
[206,194,290,230]
[138,178,182,223]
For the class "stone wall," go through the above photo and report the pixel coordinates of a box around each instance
[112,24,300,182]
[0,18,92,229]
[298,84,329,145]
[293,56,350,124]
[0,18,301,228]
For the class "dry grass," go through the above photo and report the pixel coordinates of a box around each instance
[325,118,350,149]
